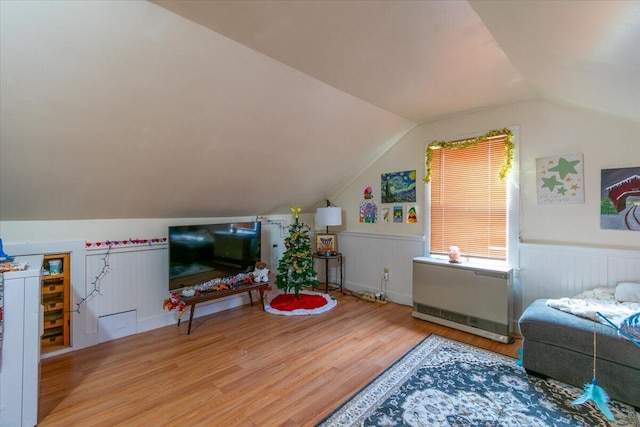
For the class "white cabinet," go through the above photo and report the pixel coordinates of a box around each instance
[0,255,43,427]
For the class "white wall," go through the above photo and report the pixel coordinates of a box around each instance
[331,99,640,332]
[0,0,413,221]
[335,99,640,250]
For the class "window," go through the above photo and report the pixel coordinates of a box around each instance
[425,128,517,263]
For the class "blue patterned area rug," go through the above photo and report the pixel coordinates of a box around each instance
[316,335,639,427]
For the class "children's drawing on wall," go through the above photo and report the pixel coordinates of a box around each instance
[407,206,417,223]
[359,185,377,223]
[381,170,417,203]
[600,166,640,231]
[536,153,584,205]
[381,207,390,223]
[393,206,403,223]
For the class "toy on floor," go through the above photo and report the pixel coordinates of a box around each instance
[572,312,615,421]
[597,311,640,348]
[0,238,14,261]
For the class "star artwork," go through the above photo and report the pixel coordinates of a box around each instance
[536,153,584,205]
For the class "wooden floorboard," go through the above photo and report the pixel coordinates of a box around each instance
[38,292,521,426]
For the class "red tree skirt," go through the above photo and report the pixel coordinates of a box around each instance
[266,290,337,316]
[270,293,328,311]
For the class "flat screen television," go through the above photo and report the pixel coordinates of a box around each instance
[168,221,261,291]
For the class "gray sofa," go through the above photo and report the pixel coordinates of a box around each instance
[519,299,640,409]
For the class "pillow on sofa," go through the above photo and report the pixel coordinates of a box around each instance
[614,282,640,303]
[619,312,640,342]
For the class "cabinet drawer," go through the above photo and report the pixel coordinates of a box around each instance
[41,334,64,347]
[43,301,65,311]
[44,317,64,329]
[42,326,63,337]
[43,283,64,295]
[44,311,63,321]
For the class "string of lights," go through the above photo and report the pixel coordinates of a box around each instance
[73,237,167,314]
[72,244,112,314]
[256,216,288,237]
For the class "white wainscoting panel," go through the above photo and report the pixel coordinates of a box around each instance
[338,237,639,332]
[337,232,424,305]
[85,245,168,334]
[83,223,287,337]
[85,244,169,333]
[10,233,638,352]
[519,243,640,316]
[607,254,640,285]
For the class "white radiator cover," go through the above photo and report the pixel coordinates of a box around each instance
[412,257,513,343]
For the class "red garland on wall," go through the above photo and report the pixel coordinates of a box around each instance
[85,237,167,248]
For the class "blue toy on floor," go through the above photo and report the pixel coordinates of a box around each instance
[572,311,640,421]
[0,238,14,261]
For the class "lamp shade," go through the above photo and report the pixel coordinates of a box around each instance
[316,206,342,227]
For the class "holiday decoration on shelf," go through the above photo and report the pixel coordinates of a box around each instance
[163,292,187,319]
[275,209,319,297]
[162,272,257,318]
[85,237,166,248]
[253,261,270,283]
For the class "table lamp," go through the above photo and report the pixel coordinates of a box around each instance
[316,200,342,234]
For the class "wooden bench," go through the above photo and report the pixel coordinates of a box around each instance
[177,281,270,334]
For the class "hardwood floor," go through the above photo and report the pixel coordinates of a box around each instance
[38,292,521,426]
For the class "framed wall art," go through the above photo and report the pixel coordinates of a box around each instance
[393,206,403,223]
[381,207,390,222]
[359,185,377,223]
[536,153,584,205]
[316,233,338,254]
[381,170,417,203]
[601,166,640,231]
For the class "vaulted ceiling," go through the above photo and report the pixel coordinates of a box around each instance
[1,1,638,221]
[153,0,640,125]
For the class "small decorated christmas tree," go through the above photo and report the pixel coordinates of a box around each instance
[275,206,319,297]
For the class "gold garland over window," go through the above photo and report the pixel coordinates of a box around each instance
[423,128,514,183]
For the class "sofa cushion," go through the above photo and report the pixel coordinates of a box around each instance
[615,282,640,303]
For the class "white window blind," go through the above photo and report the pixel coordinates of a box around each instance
[430,135,508,260]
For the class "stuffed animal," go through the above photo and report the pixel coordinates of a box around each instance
[253,261,270,282]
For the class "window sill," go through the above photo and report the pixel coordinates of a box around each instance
[420,255,511,272]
